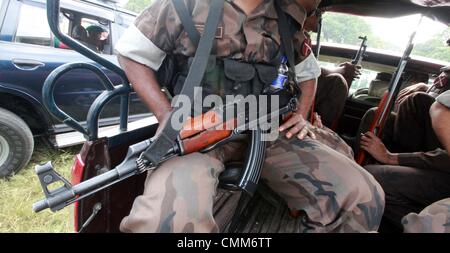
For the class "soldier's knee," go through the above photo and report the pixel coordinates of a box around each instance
[327,73,349,94]
[407,91,435,107]
[146,152,224,197]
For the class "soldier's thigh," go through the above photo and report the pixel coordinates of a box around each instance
[120,152,225,233]
[261,137,384,230]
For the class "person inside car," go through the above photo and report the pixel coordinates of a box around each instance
[86,25,109,53]
[303,9,361,129]
[114,0,384,233]
[360,72,450,232]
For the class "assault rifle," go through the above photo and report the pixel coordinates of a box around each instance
[352,36,368,66]
[33,96,298,213]
[33,0,299,213]
[355,18,422,165]
[345,36,368,88]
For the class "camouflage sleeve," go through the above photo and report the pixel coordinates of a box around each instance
[115,0,183,70]
[402,198,450,233]
[397,149,450,173]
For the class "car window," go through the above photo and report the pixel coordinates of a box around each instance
[316,12,450,62]
[15,3,52,46]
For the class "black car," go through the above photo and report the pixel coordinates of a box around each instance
[0,0,148,177]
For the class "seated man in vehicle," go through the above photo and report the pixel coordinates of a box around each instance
[303,9,361,129]
[360,81,450,231]
[401,90,450,233]
[358,66,449,154]
[85,25,109,53]
[115,0,384,233]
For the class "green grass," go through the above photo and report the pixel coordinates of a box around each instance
[0,140,81,232]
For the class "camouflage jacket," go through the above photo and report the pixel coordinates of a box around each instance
[116,0,316,70]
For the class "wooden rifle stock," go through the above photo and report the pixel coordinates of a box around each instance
[179,110,222,139]
[179,118,237,155]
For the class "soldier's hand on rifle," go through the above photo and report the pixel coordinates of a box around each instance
[360,131,396,165]
[396,82,429,106]
[279,112,316,140]
[339,62,362,81]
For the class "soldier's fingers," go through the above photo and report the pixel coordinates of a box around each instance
[297,126,309,140]
[361,135,370,141]
[365,132,376,138]
[361,145,370,151]
[360,141,371,147]
[286,124,302,139]
[279,115,300,132]
[308,129,317,140]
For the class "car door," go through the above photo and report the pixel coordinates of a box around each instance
[1,0,148,134]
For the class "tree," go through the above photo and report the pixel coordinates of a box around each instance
[319,13,399,50]
[321,13,373,46]
[124,0,153,13]
[413,27,450,62]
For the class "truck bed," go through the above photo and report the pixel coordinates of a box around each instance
[215,183,304,233]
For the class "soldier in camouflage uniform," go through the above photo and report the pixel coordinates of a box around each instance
[115,0,385,233]
[402,198,450,233]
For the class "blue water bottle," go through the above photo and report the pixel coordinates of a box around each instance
[271,56,289,90]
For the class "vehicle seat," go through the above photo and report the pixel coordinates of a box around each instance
[351,72,392,106]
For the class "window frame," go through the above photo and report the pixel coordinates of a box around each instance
[0,0,8,33]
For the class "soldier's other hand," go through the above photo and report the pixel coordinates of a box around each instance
[360,131,392,164]
[339,62,361,81]
[279,112,316,140]
[396,82,429,106]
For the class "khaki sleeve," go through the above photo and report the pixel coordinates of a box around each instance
[115,0,183,70]
[397,149,450,173]
[436,90,450,109]
[294,52,321,83]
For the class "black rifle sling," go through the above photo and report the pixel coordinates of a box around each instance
[142,0,225,165]
[274,1,296,70]
[172,0,201,46]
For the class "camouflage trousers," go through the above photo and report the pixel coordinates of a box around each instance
[120,127,385,233]
[402,198,450,233]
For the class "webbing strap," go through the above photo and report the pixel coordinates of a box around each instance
[172,0,201,46]
[142,0,225,165]
[274,1,295,70]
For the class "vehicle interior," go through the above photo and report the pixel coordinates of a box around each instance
[34,0,450,233]
[318,44,446,149]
